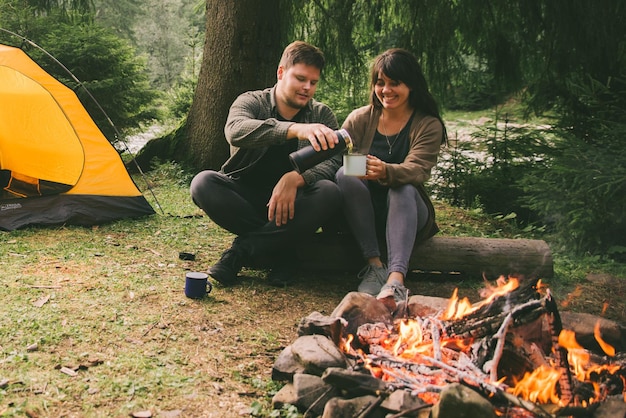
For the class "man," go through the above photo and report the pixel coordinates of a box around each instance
[190,41,342,286]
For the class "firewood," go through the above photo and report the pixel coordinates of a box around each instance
[490,313,514,381]
[445,297,547,341]
[545,291,574,404]
[321,367,390,396]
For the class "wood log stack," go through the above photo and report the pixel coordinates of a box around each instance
[272,280,626,417]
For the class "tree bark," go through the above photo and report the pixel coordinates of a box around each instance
[251,234,554,279]
[182,0,281,171]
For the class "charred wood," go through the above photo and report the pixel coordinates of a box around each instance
[545,291,574,404]
[321,367,391,397]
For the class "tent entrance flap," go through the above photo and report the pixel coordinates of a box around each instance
[1,169,73,198]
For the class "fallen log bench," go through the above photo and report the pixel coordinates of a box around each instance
[292,234,554,279]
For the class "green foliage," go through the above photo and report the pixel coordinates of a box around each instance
[92,0,144,42]
[132,0,204,91]
[166,74,198,119]
[35,24,160,138]
[2,0,93,16]
[433,110,551,223]
[251,401,301,418]
[521,76,626,257]
[0,1,161,139]
[437,77,626,257]
[444,55,502,111]
[431,135,485,209]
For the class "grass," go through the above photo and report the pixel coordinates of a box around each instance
[1,162,624,417]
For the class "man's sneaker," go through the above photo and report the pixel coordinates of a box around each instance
[357,264,387,295]
[377,282,409,304]
[209,247,246,286]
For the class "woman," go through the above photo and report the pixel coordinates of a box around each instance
[337,48,447,304]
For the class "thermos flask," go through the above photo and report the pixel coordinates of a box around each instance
[289,129,353,173]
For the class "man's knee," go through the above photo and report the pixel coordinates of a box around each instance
[190,170,220,199]
[315,179,342,203]
[190,170,226,211]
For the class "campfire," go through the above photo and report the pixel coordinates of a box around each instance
[271,277,626,417]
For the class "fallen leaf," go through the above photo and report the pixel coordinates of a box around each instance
[32,295,50,308]
[26,343,38,352]
[60,367,78,377]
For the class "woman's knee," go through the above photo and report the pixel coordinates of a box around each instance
[389,184,418,199]
[336,167,367,193]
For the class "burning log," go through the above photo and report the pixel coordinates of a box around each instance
[544,291,574,404]
[272,277,626,417]
[444,294,547,341]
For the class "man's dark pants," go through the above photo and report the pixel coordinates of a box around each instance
[190,170,342,264]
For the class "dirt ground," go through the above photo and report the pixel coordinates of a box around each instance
[3,231,624,418]
[2,172,624,417]
[160,262,625,417]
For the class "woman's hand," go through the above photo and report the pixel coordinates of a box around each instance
[364,155,387,179]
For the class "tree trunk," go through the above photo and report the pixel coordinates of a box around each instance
[183,0,281,171]
[248,234,554,280]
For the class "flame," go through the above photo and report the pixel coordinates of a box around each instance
[441,288,475,320]
[392,319,425,356]
[558,328,621,401]
[559,329,590,381]
[441,277,519,320]
[560,285,583,308]
[510,364,562,404]
[535,279,548,293]
[340,334,354,354]
[601,302,609,315]
[375,319,437,360]
[352,280,625,408]
[594,320,615,357]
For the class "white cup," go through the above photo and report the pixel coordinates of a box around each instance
[343,153,367,176]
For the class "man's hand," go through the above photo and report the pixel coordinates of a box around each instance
[287,123,338,151]
[267,171,305,226]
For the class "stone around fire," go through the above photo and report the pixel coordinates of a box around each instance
[431,383,497,418]
[291,335,347,376]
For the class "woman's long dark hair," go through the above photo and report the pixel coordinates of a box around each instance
[369,48,447,144]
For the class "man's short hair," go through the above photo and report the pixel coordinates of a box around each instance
[279,41,325,71]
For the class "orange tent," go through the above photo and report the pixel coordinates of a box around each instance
[0,44,154,230]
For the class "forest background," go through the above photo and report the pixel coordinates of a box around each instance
[1,1,625,416]
[1,0,624,259]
